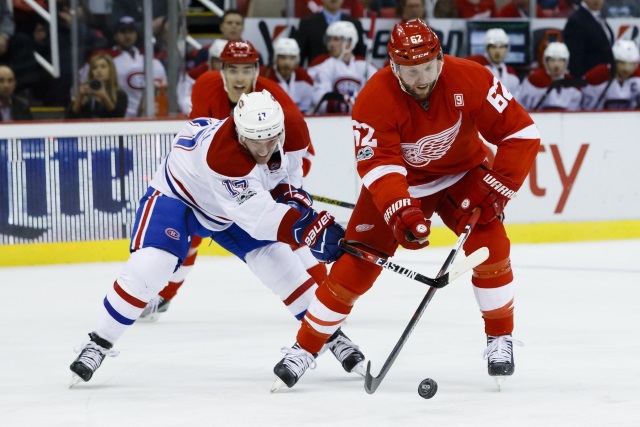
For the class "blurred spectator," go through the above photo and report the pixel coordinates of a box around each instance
[66,53,128,118]
[108,0,168,45]
[307,21,377,113]
[260,37,315,114]
[563,0,614,78]
[189,9,244,70]
[295,0,365,17]
[516,42,582,111]
[582,39,640,110]
[0,0,38,98]
[538,0,579,17]
[455,0,497,18]
[396,0,427,20]
[603,0,640,17]
[0,64,32,121]
[87,16,167,117]
[466,28,520,94]
[434,0,460,17]
[32,1,107,107]
[295,0,366,67]
[496,0,543,17]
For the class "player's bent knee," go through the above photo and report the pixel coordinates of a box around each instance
[118,247,180,301]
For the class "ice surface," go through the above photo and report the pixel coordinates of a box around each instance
[1,240,638,426]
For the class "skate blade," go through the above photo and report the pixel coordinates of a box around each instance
[270,377,289,393]
[351,361,367,378]
[69,374,84,389]
[494,376,506,391]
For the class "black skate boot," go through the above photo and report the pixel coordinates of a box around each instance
[271,343,317,392]
[69,332,118,387]
[483,335,523,390]
[139,296,171,322]
[325,329,366,376]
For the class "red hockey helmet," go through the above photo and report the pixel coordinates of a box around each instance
[388,19,441,66]
[220,40,259,64]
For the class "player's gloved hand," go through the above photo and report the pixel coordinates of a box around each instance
[272,185,313,212]
[383,197,430,250]
[446,165,518,227]
[292,209,344,262]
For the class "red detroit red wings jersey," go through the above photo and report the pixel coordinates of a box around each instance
[351,55,539,211]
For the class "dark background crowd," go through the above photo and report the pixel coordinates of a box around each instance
[0,0,639,122]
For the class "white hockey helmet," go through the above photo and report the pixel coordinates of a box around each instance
[612,39,640,63]
[273,37,300,57]
[234,90,284,140]
[543,42,570,61]
[209,38,228,59]
[485,28,510,47]
[326,21,359,52]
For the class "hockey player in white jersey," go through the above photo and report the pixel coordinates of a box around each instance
[307,21,377,114]
[581,39,640,110]
[516,42,583,111]
[466,28,521,94]
[69,91,365,387]
[260,38,316,114]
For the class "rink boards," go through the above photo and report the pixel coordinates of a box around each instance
[1,112,639,265]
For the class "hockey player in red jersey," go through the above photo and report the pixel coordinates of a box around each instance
[142,41,325,319]
[273,19,540,390]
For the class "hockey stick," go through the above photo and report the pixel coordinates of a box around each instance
[340,240,488,289]
[364,209,483,394]
[310,194,356,209]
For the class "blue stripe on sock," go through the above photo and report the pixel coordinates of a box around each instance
[103,297,136,325]
[295,310,307,321]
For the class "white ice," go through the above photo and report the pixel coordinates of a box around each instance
[1,240,639,426]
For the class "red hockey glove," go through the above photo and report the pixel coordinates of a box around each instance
[383,198,430,250]
[446,165,518,227]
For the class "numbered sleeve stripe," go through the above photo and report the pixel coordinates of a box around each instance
[283,277,315,306]
[103,297,136,325]
[113,282,147,308]
[163,163,228,226]
[131,190,161,251]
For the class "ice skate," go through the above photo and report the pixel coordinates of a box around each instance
[483,334,523,391]
[69,332,119,388]
[325,329,366,377]
[271,344,317,392]
[139,296,171,322]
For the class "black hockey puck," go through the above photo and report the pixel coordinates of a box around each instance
[418,378,438,399]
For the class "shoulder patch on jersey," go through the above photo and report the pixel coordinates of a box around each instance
[294,67,314,85]
[465,54,490,66]
[584,64,612,85]
[528,69,552,88]
[356,146,374,162]
[309,54,330,67]
[506,65,518,76]
[206,119,256,177]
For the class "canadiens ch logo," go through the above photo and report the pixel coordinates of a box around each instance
[400,112,462,167]
[165,228,180,240]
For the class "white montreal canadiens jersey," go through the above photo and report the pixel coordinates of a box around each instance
[112,47,168,117]
[308,56,377,112]
[149,118,304,242]
[581,76,640,110]
[484,62,521,95]
[274,70,315,114]
[516,78,582,111]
